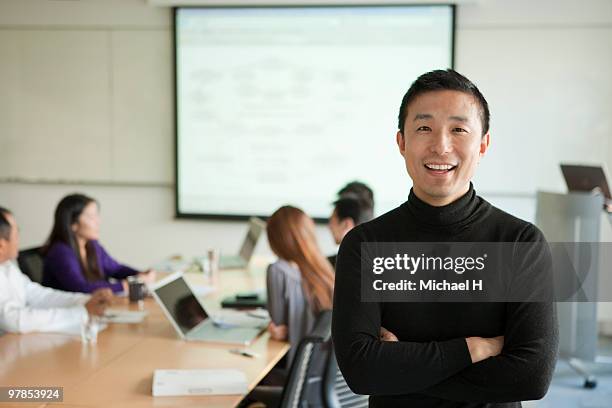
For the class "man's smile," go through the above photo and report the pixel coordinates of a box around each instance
[424,162,457,175]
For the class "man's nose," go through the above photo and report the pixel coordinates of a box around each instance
[429,130,452,155]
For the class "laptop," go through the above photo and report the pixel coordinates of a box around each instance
[561,164,612,211]
[219,217,266,270]
[150,272,267,345]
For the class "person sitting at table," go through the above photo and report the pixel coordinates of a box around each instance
[327,181,375,267]
[42,193,155,294]
[327,196,371,268]
[0,206,112,333]
[265,205,335,365]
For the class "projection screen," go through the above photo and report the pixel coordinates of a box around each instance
[175,5,455,220]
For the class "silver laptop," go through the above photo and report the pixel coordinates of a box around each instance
[150,272,266,345]
[219,217,266,270]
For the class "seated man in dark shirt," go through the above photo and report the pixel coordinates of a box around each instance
[328,182,375,267]
[332,69,558,407]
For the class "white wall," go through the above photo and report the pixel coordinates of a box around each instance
[0,0,172,184]
[458,1,612,196]
[1,0,611,275]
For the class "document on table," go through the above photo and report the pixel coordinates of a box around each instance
[190,284,216,297]
[103,309,148,324]
[152,369,248,396]
[212,309,270,329]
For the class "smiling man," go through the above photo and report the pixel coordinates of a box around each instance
[332,70,558,407]
[401,88,488,206]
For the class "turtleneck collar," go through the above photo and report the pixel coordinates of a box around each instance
[404,182,480,228]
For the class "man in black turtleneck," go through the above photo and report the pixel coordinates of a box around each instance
[332,70,558,408]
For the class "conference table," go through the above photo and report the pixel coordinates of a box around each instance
[0,259,289,408]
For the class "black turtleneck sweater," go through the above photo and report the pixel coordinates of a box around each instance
[332,184,559,408]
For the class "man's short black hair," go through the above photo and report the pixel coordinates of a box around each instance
[333,197,369,226]
[0,207,12,241]
[398,69,490,136]
[337,181,374,222]
[337,181,374,208]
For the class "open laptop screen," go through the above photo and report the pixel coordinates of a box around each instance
[238,218,265,261]
[561,164,611,200]
[154,277,209,334]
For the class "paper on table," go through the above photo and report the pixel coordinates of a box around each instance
[190,284,216,297]
[152,257,193,273]
[212,309,270,329]
[152,369,247,396]
[102,309,148,324]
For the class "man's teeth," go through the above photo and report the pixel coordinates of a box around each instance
[425,164,455,171]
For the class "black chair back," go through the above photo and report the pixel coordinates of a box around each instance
[279,310,332,408]
[17,246,44,283]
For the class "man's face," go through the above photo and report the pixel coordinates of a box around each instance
[0,213,20,261]
[396,90,490,206]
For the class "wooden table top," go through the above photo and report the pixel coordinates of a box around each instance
[0,265,289,408]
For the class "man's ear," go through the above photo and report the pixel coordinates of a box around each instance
[0,238,6,254]
[396,130,406,156]
[341,218,356,232]
[479,132,490,157]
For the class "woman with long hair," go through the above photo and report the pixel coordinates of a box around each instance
[42,193,155,293]
[265,205,335,363]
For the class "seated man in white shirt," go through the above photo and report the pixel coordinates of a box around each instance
[0,206,112,333]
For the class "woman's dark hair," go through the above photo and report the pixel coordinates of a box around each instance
[398,69,490,136]
[43,193,102,281]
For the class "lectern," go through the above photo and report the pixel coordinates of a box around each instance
[536,191,605,388]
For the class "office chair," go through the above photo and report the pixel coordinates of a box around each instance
[322,348,369,408]
[17,246,44,283]
[248,310,332,408]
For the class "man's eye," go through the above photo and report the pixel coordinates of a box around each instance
[453,128,468,133]
[417,126,431,131]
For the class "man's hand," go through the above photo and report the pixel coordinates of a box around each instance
[268,322,288,341]
[85,288,113,317]
[379,328,502,363]
[466,336,504,363]
[380,326,399,342]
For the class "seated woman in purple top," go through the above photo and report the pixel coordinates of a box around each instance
[42,193,155,294]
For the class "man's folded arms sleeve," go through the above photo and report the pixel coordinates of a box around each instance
[419,228,558,402]
[332,228,473,396]
[419,301,558,402]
